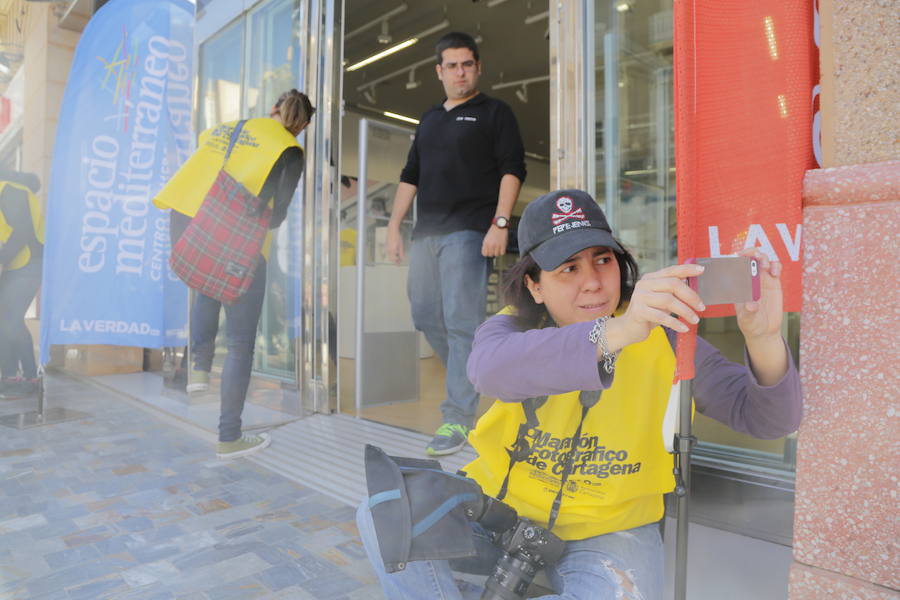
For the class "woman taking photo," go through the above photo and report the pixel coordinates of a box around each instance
[358,189,802,599]
[155,89,314,459]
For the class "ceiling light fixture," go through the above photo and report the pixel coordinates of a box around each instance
[616,2,632,13]
[524,10,549,25]
[515,84,528,103]
[377,20,392,45]
[405,69,421,90]
[486,0,511,6]
[347,39,418,72]
[383,111,420,125]
[346,19,450,72]
[345,3,408,41]
[492,74,549,92]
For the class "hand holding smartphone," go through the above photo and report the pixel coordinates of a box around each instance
[686,256,761,306]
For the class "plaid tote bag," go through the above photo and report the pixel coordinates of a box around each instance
[169,120,272,304]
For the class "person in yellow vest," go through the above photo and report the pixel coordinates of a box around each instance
[357,189,802,599]
[0,170,44,398]
[154,89,314,459]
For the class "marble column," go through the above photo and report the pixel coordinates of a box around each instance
[789,0,899,597]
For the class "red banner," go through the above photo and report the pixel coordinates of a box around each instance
[674,1,819,317]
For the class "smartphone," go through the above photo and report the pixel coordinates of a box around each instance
[686,256,761,306]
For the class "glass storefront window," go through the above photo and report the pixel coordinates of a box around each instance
[592,0,798,474]
[594,0,676,276]
[245,0,302,378]
[196,0,304,383]
[245,0,301,118]
[197,21,243,132]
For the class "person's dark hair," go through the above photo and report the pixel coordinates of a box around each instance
[502,242,640,328]
[435,31,479,65]
[275,89,315,136]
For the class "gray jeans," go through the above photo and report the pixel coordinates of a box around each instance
[0,259,41,379]
[191,258,267,442]
[407,230,489,429]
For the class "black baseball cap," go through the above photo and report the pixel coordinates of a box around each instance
[518,189,622,271]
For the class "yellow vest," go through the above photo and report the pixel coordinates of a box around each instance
[153,118,301,259]
[463,326,676,540]
[340,228,357,266]
[0,181,44,270]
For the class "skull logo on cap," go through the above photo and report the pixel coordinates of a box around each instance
[556,196,573,214]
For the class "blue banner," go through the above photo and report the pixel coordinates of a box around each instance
[40,0,194,363]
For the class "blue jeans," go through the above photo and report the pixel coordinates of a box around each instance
[356,501,663,600]
[190,294,221,374]
[191,258,267,442]
[408,230,489,428]
[0,260,41,379]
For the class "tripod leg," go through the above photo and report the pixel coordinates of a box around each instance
[673,379,693,600]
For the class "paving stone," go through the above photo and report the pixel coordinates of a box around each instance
[66,574,130,600]
[25,559,121,597]
[120,560,181,588]
[43,543,102,569]
[29,517,82,540]
[0,374,383,600]
[257,563,311,591]
[0,513,49,533]
[202,575,270,599]
[298,572,364,598]
[118,516,156,533]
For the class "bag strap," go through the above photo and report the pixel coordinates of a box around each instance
[222,120,247,169]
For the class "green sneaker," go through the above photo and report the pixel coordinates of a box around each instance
[426,423,470,456]
[186,369,210,393]
[216,433,271,459]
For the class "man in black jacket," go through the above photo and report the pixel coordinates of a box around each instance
[384,32,526,455]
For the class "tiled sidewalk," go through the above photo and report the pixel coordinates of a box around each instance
[0,374,383,600]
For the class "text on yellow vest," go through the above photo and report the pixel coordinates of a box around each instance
[153,118,301,259]
[463,325,676,541]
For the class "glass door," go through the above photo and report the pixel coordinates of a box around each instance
[187,0,306,427]
[338,118,420,425]
[245,0,304,380]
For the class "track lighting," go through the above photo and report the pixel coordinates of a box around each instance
[377,20,392,45]
[346,20,450,72]
[405,69,421,90]
[515,84,528,103]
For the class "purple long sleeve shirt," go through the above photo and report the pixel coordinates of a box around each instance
[467,314,803,440]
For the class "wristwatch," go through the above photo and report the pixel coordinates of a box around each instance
[492,216,510,229]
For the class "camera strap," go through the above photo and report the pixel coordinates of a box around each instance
[495,396,547,502]
[498,390,602,531]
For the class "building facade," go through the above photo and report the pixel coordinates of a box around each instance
[1,2,896,595]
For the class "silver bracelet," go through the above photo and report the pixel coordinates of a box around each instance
[589,316,619,374]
